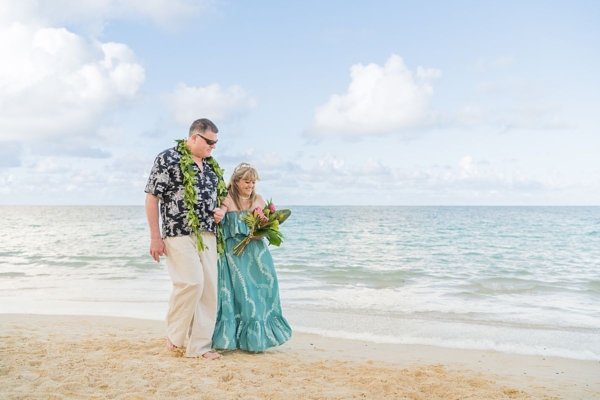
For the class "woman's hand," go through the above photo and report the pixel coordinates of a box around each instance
[213,208,225,223]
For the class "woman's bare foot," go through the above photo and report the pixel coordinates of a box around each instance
[202,351,221,359]
[166,337,178,350]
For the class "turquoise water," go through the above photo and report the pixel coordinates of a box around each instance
[1,206,599,360]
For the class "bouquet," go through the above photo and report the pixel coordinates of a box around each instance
[233,200,291,256]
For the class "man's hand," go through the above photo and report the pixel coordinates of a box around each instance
[149,237,167,262]
[213,208,224,224]
[145,194,165,262]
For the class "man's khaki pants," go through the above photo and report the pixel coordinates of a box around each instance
[164,233,218,357]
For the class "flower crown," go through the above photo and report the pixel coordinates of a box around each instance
[234,162,255,172]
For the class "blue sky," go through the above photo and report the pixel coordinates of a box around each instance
[1,0,599,205]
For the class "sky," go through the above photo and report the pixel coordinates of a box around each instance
[1,0,599,206]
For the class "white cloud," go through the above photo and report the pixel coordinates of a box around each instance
[458,156,477,179]
[279,155,563,201]
[472,56,515,72]
[32,157,73,174]
[316,154,346,175]
[499,104,570,130]
[108,154,153,174]
[0,172,15,195]
[491,56,515,69]
[0,142,23,168]
[0,0,213,33]
[0,23,145,142]
[30,140,112,158]
[350,159,391,176]
[465,58,569,130]
[308,54,440,137]
[411,156,555,194]
[476,78,544,97]
[455,105,487,127]
[167,83,257,126]
[218,148,255,164]
[454,102,570,131]
[458,78,569,131]
[416,66,442,80]
[215,148,303,185]
[0,154,151,204]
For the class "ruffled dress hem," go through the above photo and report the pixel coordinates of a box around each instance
[212,315,292,352]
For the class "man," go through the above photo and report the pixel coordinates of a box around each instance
[144,118,224,359]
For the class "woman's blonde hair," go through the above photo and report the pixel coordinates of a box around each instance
[228,162,260,211]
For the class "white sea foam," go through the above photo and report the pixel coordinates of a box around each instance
[287,308,600,361]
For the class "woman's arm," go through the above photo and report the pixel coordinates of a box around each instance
[221,195,232,212]
[214,195,232,224]
[255,194,266,209]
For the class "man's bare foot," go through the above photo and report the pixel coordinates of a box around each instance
[202,351,221,359]
[166,337,178,350]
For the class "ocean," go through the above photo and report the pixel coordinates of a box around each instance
[1,206,599,360]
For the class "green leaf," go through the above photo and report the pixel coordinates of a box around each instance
[275,209,291,224]
[259,228,281,246]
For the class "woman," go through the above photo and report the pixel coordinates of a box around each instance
[212,163,292,352]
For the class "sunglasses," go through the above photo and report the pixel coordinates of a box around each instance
[196,134,218,146]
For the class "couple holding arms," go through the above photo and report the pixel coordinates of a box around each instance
[145,118,292,358]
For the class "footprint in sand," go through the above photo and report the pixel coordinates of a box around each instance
[221,372,235,382]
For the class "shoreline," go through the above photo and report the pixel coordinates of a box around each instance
[2,314,599,399]
[3,300,598,362]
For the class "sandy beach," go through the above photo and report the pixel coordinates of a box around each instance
[1,314,598,399]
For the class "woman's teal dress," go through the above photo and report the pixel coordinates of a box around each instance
[212,211,292,352]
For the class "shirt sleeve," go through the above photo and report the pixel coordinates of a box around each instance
[144,153,171,200]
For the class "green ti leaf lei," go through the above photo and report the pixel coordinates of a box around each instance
[176,139,228,255]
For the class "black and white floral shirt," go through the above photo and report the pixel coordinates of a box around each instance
[145,146,218,238]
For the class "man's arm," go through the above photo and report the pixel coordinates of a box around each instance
[213,195,230,224]
[145,193,167,262]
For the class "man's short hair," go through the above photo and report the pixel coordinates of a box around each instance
[189,118,219,136]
